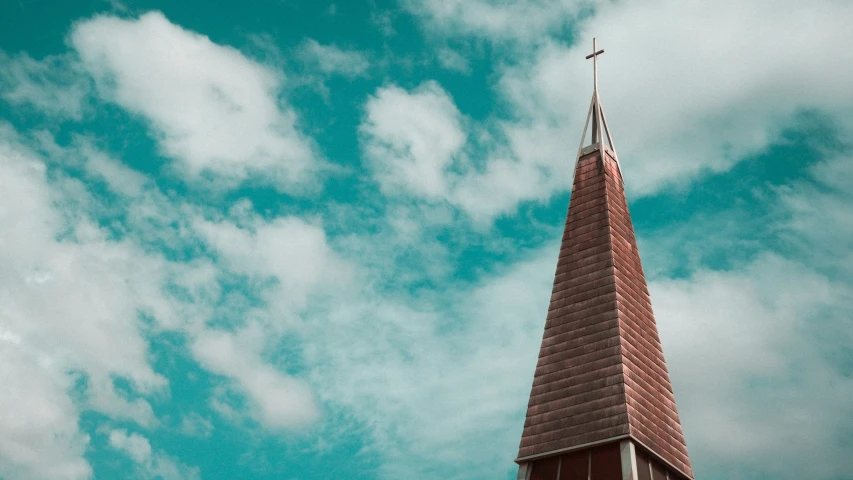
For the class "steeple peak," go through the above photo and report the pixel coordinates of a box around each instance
[577,38,618,163]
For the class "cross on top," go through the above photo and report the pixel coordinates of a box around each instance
[585,37,604,92]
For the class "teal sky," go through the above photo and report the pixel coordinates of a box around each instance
[1,1,852,479]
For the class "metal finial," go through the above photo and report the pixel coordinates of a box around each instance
[585,37,605,93]
[576,37,619,168]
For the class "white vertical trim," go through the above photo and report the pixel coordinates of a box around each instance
[620,440,639,480]
[628,436,693,479]
[516,462,531,480]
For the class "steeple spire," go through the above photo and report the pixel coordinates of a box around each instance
[514,39,693,480]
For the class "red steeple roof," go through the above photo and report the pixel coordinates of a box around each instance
[515,39,692,480]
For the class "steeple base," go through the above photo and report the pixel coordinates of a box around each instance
[516,439,690,480]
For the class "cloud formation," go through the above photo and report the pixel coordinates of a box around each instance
[0,52,90,119]
[653,254,853,479]
[394,0,853,217]
[0,128,173,478]
[0,124,335,476]
[2,4,852,480]
[71,12,321,190]
[361,81,558,222]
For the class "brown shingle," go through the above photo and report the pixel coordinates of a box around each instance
[516,149,693,478]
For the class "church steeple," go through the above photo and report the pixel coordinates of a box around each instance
[515,39,693,480]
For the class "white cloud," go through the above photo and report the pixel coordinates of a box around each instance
[637,152,853,478]
[109,429,200,480]
[178,412,214,438]
[436,47,470,74]
[405,0,590,42]
[0,123,328,476]
[0,134,168,400]
[0,127,347,453]
[187,211,359,430]
[362,81,464,199]
[297,39,370,78]
[191,326,319,429]
[81,142,149,197]
[361,81,561,221]
[0,52,89,119]
[194,211,349,314]
[109,429,152,464]
[779,153,853,278]
[0,344,91,480]
[70,11,321,190]
[370,10,396,37]
[0,127,186,477]
[652,255,853,479]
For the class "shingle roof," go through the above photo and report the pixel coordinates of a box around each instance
[516,147,693,478]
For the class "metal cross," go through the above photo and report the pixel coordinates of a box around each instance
[585,37,604,93]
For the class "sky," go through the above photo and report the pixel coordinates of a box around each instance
[0,0,852,479]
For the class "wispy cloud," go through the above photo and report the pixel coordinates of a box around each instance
[0,52,90,119]
[191,325,319,430]
[405,0,592,42]
[297,39,370,78]
[109,429,200,480]
[436,47,471,74]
